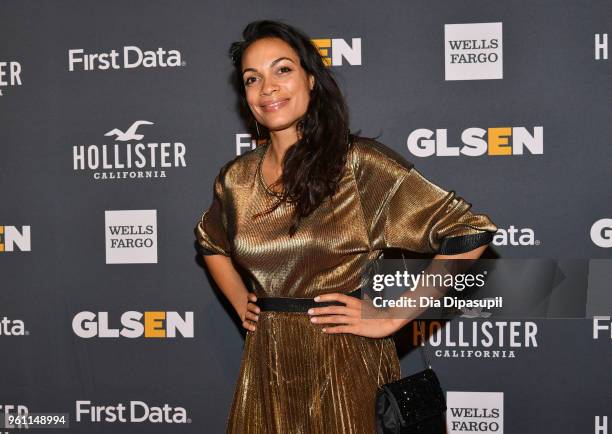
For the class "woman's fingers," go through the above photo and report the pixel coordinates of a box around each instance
[308,305,352,317]
[310,314,354,325]
[245,310,259,321]
[242,293,260,331]
[246,302,259,326]
[314,292,361,309]
[242,320,256,331]
[247,301,260,315]
[322,324,352,334]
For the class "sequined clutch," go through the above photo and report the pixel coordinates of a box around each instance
[375,366,447,434]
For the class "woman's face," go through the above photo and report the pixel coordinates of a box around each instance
[241,37,314,134]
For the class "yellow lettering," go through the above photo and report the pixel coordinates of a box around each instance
[488,127,512,155]
[144,311,166,338]
[311,39,332,66]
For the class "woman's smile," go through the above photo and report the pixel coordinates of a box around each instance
[260,98,290,112]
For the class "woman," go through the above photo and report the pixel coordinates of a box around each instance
[195,20,497,433]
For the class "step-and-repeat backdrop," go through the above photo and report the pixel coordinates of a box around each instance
[1,1,611,433]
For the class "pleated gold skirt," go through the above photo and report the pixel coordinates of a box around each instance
[226,311,402,434]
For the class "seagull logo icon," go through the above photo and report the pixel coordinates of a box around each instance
[104,120,154,142]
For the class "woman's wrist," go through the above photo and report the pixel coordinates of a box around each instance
[389,316,410,333]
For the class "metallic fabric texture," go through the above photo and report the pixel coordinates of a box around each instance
[195,136,497,433]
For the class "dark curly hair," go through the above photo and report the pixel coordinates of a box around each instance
[229,20,355,237]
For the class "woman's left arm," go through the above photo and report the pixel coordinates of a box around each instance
[313,147,498,337]
[308,244,489,338]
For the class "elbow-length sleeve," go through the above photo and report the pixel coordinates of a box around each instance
[194,172,231,257]
[354,139,498,255]
[379,167,498,254]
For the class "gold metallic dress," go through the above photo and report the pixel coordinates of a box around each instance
[195,136,497,434]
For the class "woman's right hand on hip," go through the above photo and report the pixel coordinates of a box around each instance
[240,292,260,331]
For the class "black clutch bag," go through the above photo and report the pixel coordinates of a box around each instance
[375,364,447,434]
[374,254,447,434]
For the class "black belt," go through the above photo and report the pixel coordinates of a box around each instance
[257,288,362,312]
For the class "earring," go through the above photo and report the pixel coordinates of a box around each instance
[255,120,260,140]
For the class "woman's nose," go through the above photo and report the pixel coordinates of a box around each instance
[260,77,279,96]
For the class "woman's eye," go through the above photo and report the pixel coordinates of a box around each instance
[244,67,290,86]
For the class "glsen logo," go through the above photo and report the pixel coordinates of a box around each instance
[0,404,29,430]
[591,219,612,248]
[593,316,612,339]
[312,38,362,66]
[493,226,540,247]
[0,60,22,96]
[412,320,538,359]
[68,46,184,71]
[407,127,543,157]
[0,317,28,336]
[445,22,503,80]
[72,311,194,338]
[0,225,31,252]
[446,391,504,433]
[72,120,187,180]
[105,210,157,264]
[76,400,189,424]
[595,33,608,60]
